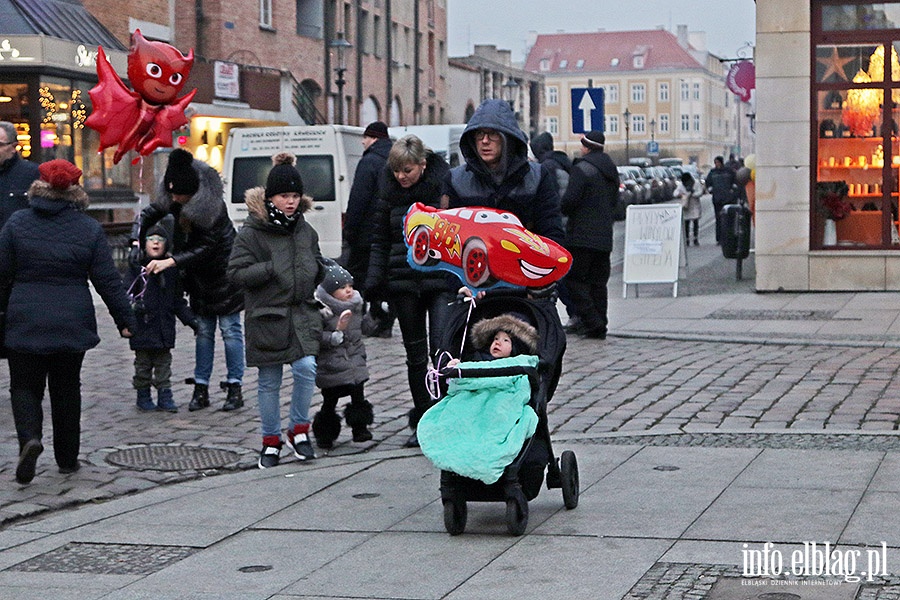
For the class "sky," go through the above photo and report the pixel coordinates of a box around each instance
[446,0,757,63]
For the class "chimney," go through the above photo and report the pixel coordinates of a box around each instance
[677,24,689,49]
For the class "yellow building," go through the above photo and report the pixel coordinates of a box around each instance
[524,27,748,169]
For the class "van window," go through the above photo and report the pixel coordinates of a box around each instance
[230,155,336,205]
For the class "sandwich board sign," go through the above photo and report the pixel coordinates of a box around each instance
[622,203,683,297]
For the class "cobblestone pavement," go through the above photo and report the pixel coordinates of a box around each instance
[2,303,900,525]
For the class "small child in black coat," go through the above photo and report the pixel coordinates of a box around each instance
[311,263,374,449]
[124,216,198,412]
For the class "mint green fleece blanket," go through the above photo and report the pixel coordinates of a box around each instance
[418,355,539,484]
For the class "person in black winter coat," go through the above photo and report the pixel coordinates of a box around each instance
[444,99,564,245]
[0,160,135,484]
[0,121,40,232]
[344,121,395,337]
[125,215,198,413]
[365,135,454,448]
[529,131,572,199]
[134,149,245,412]
[560,130,619,340]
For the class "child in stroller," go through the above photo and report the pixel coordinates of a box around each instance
[417,291,579,536]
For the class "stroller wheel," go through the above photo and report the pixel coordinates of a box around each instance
[560,450,579,510]
[505,490,529,536]
[443,498,467,535]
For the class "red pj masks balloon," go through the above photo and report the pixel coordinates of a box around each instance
[85,29,197,164]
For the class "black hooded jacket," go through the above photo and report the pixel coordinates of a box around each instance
[344,136,393,250]
[530,132,572,197]
[365,151,454,295]
[560,148,619,252]
[137,158,244,317]
[445,99,564,244]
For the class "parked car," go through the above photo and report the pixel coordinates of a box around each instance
[641,166,667,203]
[617,166,651,205]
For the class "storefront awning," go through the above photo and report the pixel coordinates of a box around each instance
[0,0,125,50]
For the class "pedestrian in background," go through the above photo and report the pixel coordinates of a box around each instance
[559,130,619,340]
[705,156,737,245]
[135,148,245,412]
[125,215,198,413]
[365,134,453,448]
[312,262,373,449]
[228,153,322,469]
[675,171,702,246]
[0,121,39,232]
[344,121,395,338]
[0,160,135,484]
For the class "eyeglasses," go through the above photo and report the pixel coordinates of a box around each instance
[473,129,502,142]
[146,235,166,243]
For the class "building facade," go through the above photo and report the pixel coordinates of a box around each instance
[448,44,543,137]
[756,1,900,291]
[524,27,749,168]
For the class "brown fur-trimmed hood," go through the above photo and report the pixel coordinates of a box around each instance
[470,314,538,355]
[243,186,314,221]
[27,179,89,210]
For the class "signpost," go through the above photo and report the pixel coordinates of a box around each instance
[622,203,684,297]
[571,88,605,134]
[646,140,659,156]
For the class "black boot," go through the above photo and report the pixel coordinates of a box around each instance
[345,400,374,442]
[188,383,209,412]
[221,382,244,411]
[312,409,341,449]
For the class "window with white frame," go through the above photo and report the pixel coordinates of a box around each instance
[260,0,272,28]
[546,86,558,106]
[559,59,568,69]
[605,84,619,103]
[632,114,646,134]
[692,82,700,100]
[681,114,690,131]
[658,82,669,102]
[607,114,619,134]
[680,81,689,101]
[575,59,585,69]
[659,113,669,132]
[630,83,645,103]
[540,59,550,71]
[693,114,701,131]
[546,116,558,136]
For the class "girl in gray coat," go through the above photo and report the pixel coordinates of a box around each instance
[311,262,373,449]
[228,153,323,469]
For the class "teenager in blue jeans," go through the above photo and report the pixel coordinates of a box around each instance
[228,153,323,468]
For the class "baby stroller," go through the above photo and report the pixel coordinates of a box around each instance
[424,290,579,536]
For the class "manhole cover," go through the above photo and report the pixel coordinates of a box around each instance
[5,542,196,575]
[106,445,242,471]
[709,577,857,600]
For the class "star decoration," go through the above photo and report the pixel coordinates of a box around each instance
[818,46,854,82]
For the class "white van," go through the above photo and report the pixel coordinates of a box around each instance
[223,125,366,258]
[388,124,466,168]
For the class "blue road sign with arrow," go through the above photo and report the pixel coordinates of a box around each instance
[571,88,605,134]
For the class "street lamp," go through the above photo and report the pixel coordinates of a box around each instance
[503,78,519,113]
[650,118,656,142]
[329,32,352,124]
[623,107,631,162]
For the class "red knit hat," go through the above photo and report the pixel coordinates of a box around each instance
[39,160,82,189]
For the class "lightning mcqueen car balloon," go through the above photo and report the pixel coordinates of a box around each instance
[403,202,571,291]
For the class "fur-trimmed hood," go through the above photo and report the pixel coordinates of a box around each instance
[470,314,538,355]
[243,186,314,223]
[153,157,225,230]
[27,178,89,210]
[314,285,364,319]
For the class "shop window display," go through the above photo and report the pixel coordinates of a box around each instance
[813,31,900,248]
